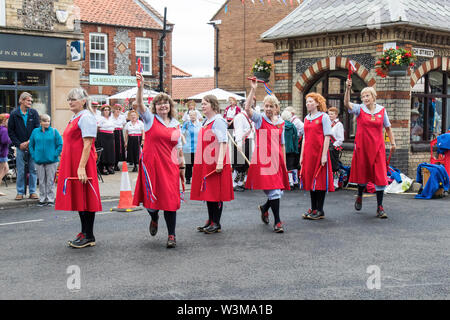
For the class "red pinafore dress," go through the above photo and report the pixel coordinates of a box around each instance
[55,114,102,212]
[349,107,388,186]
[300,114,335,192]
[245,117,290,191]
[133,118,181,212]
[190,120,234,202]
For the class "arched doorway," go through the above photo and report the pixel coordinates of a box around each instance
[304,69,366,140]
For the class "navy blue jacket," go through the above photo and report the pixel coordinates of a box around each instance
[8,107,40,147]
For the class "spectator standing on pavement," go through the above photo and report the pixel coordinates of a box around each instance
[223,97,241,129]
[55,88,101,249]
[181,110,201,185]
[133,72,185,249]
[344,79,396,219]
[244,79,290,233]
[123,110,144,172]
[182,100,203,123]
[0,114,12,196]
[300,93,335,221]
[327,107,344,189]
[191,94,234,234]
[97,105,116,175]
[284,106,304,137]
[112,104,126,171]
[8,92,40,201]
[29,114,63,206]
[281,110,300,190]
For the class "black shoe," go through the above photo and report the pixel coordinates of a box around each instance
[355,196,362,211]
[306,210,324,220]
[37,201,47,207]
[274,222,285,233]
[234,185,245,192]
[149,220,158,236]
[167,235,176,248]
[68,233,96,248]
[376,206,388,219]
[186,179,191,185]
[204,222,221,234]
[101,169,109,175]
[114,165,120,171]
[259,205,269,224]
[67,232,83,246]
[132,166,138,172]
[46,202,54,207]
[197,220,211,232]
[302,208,314,219]
[108,168,115,174]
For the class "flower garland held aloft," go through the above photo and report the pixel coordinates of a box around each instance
[375,47,416,78]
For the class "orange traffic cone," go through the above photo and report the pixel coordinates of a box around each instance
[111,162,142,212]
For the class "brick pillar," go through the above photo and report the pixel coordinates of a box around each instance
[274,51,292,109]
[375,76,411,174]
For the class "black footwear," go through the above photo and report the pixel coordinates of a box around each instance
[259,205,269,224]
[166,235,176,248]
[149,220,158,236]
[204,223,221,234]
[68,233,96,248]
[306,210,324,220]
[355,196,362,211]
[273,222,285,233]
[197,220,211,232]
[101,169,109,175]
[37,201,47,207]
[302,209,314,219]
[67,232,83,246]
[114,165,120,171]
[46,202,54,207]
[108,168,115,174]
[132,166,138,172]
[234,185,245,192]
[376,206,388,219]
[186,179,191,185]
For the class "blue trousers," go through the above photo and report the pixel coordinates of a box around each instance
[16,148,37,195]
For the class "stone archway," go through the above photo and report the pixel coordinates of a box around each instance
[295,56,376,92]
[410,56,450,88]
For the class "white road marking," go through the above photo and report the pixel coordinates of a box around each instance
[0,219,44,226]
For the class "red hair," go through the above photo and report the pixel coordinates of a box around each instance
[305,93,327,112]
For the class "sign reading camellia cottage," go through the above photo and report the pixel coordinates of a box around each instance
[89,74,137,86]
[0,33,66,65]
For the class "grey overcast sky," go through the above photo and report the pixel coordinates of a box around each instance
[146,0,225,77]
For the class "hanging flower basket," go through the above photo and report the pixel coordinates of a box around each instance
[375,47,416,78]
[252,58,272,83]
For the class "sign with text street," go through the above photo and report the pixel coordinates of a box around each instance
[412,48,434,58]
[0,33,66,65]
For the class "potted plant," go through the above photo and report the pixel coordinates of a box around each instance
[252,58,272,82]
[375,47,416,78]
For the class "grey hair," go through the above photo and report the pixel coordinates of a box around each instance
[40,114,51,122]
[19,92,32,103]
[67,88,94,114]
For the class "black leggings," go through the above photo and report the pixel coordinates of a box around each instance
[78,211,96,239]
[261,198,281,224]
[206,201,223,225]
[148,209,177,236]
[309,191,327,212]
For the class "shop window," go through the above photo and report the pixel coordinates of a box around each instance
[89,33,108,73]
[135,38,152,75]
[304,70,366,141]
[411,71,449,142]
[90,95,108,106]
[0,71,14,86]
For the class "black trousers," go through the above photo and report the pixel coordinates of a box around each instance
[147,209,177,236]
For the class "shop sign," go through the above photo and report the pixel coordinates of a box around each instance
[412,48,434,58]
[89,74,137,86]
[0,33,66,65]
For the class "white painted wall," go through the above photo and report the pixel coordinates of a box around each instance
[0,0,5,27]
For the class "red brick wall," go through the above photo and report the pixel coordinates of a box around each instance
[213,0,298,100]
[80,24,172,97]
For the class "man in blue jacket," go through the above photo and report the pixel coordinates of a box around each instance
[8,92,40,200]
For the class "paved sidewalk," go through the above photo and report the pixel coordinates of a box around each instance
[0,163,195,210]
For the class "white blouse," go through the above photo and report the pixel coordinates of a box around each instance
[124,120,144,135]
[98,116,116,132]
[112,114,127,129]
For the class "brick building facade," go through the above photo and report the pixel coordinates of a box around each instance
[74,0,173,104]
[262,0,450,177]
[210,0,298,100]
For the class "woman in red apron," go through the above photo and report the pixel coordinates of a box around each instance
[133,73,185,248]
[55,88,102,249]
[190,95,234,234]
[244,79,290,233]
[300,93,335,221]
[344,79,396,218]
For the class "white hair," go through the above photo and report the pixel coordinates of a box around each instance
[67,88,94,114]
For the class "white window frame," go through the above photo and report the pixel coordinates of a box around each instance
[0,0,6,27]
[135,37,152,76]
[90,95,109,106]
[89,33,108,74]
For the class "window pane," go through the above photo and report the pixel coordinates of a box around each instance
[411,96,425,141]
[429,98,442,138]
[0,71,14,85]
[0,90,15,114]
[18,90,49,115]
[17,71,47,86]
[429,71,443,94]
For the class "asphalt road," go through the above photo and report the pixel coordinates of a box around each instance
[0,189,449,300]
